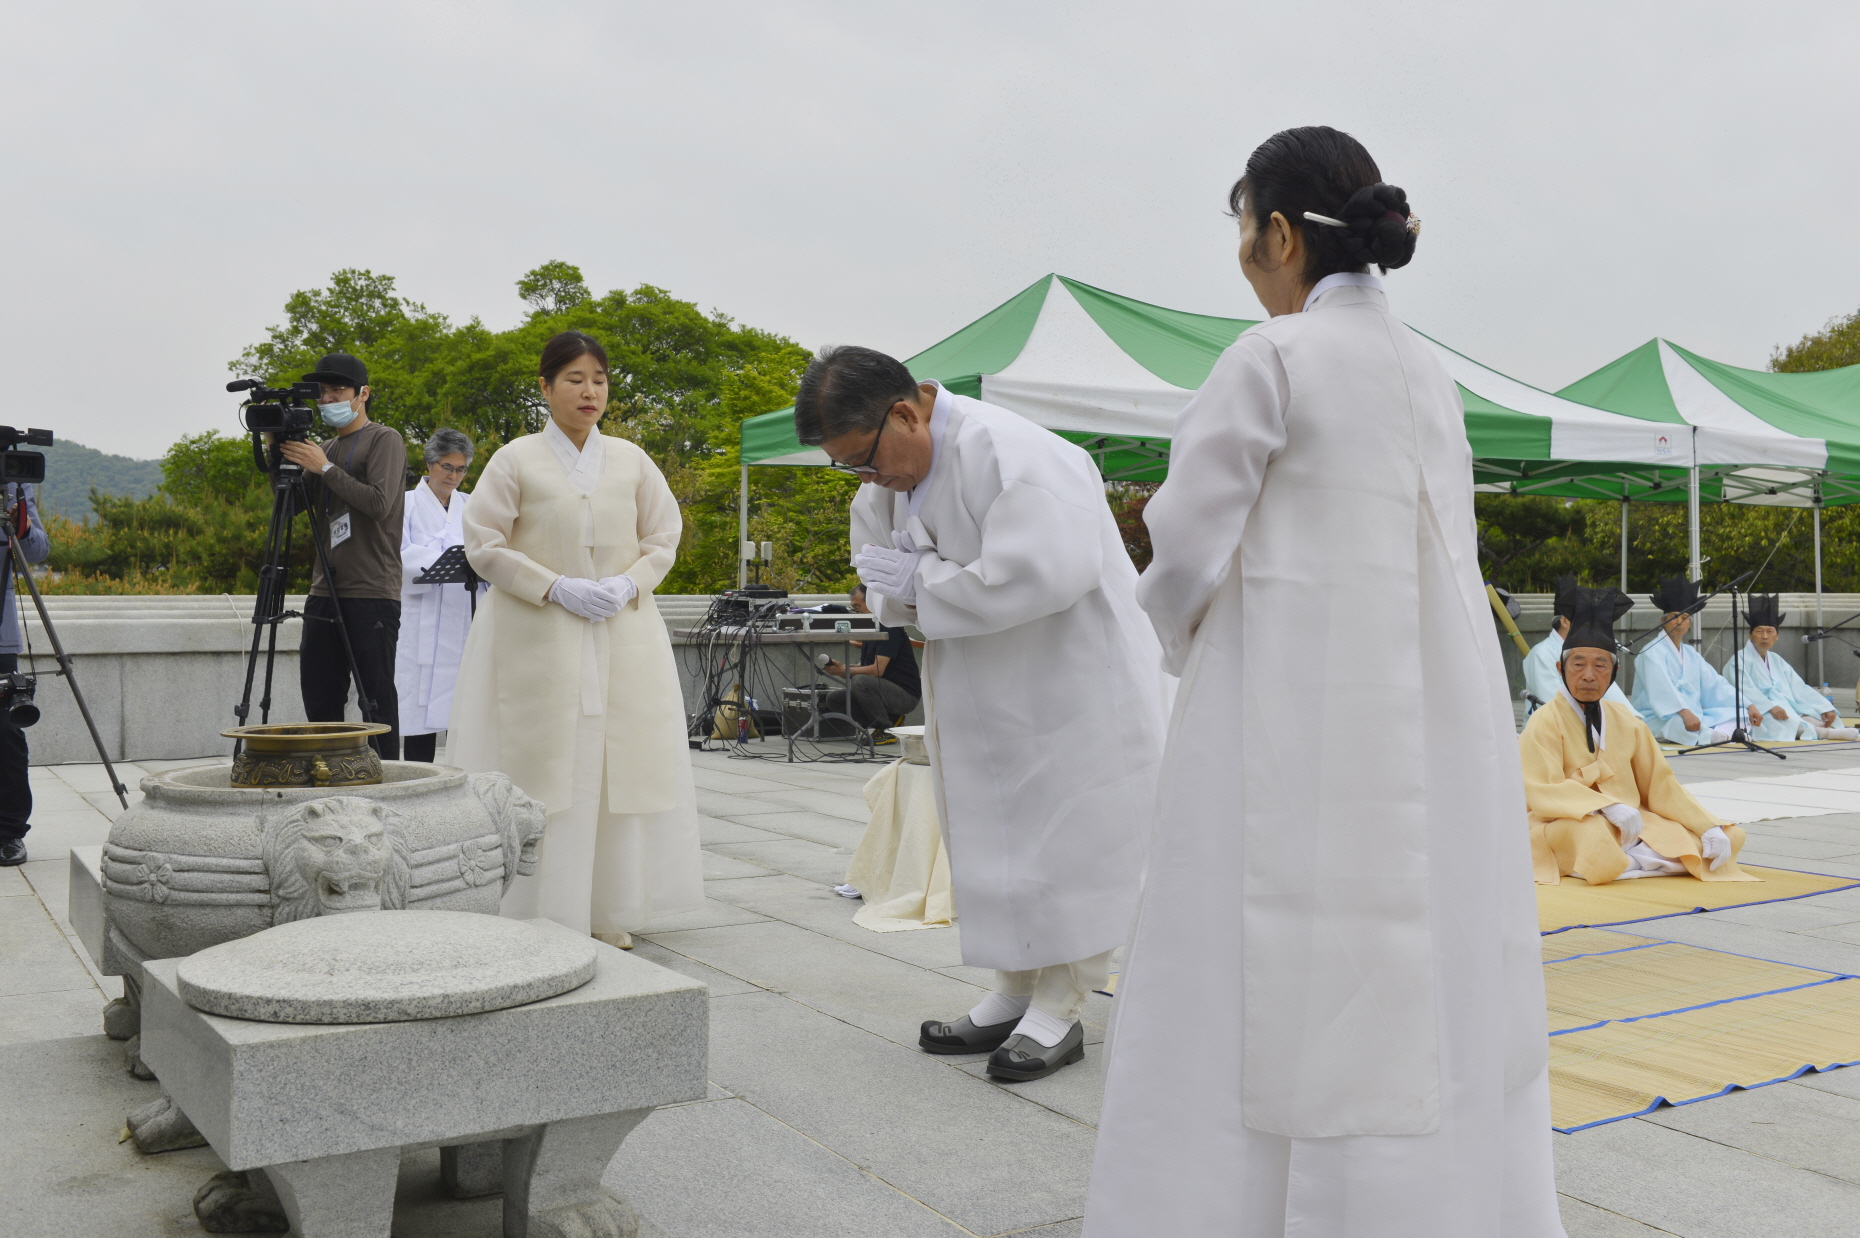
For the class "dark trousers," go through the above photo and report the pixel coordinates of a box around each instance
[403,733,437,763]
[300,596,401,761]
[0,653,27,840]
[847,673,919,731]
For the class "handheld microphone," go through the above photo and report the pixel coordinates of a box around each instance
[1520,689,1546,708]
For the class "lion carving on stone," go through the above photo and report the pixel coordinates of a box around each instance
[260,797,413,924]
[470,771,548,893]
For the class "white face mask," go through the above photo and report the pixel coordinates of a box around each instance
[319,400,357,429]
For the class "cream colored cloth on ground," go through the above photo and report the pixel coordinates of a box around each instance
[846,760,954,932]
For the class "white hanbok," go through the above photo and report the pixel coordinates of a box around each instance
[396,478,484,738]
[1632,634,1738,746]
[1086,279,1563,1237]
[449,421,703,936]
[1723,643,1833,741]
[850,384,1168,973]
[1522,628,1630,711]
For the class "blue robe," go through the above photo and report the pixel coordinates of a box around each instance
[1632,634,1739,745]
[1722,643,1833,741]
[1522,629,1631,712]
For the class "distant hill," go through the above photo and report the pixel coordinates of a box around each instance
[20,438,163,522]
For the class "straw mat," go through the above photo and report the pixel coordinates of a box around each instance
[1549,978,1860,1131]
[1538,865,1859,934]
[1543,939,1841,1033]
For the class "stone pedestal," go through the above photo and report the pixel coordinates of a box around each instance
[140,912,708,1238]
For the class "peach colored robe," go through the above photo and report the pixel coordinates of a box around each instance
[1520,695,1753,885]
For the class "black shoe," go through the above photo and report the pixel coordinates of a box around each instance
[986,1021,1085,1081]
[0,837,26,866]
[919,1013,1019,1055]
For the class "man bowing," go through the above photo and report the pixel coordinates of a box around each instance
[795,345,1167,1082]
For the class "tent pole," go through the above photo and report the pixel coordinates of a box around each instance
[1620,495,1629,592]
[1815,486,1825,688]
[738,464,749,590]
[1688,462,1702,647]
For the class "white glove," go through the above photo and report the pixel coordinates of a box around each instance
[596,574,638,609]
[853,532,925,606]
[1700,826,1732,871]
[1599,802,1644,849]
[549,576,621,622]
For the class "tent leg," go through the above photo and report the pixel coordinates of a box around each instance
[1687,464,1702,647]
[738,464,749,591]
[1620,497,1629,592]
[1815,491,1825,689]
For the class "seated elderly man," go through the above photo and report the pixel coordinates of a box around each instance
[1522,585,1753,886]
[1722,594,1859,742]
[1632,575,1745,746]
[1524,574,1631,711]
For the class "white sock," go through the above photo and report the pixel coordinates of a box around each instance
[1623,839,1685,876]
[1013,1006,1075,1048]
[968,991,1031,1028]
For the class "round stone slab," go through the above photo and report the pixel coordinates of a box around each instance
[175,910,597,1024]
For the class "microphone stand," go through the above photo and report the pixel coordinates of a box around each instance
[1678,574,1784,760]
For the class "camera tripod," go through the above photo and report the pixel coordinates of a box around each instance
[5,524,129,809]
[230,453,378,756]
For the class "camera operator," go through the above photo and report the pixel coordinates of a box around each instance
[278,352,407,760]
[0,478,48,866]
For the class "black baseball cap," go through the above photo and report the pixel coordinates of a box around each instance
[301,352,369,389]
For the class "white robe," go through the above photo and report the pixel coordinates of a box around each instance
[1087,284,1562,1237]
[1724,642,1831,741]
[1522,628,1630,712]
[850,385,1168,973]
[1631,634,1738,745]
[396,479,484,736]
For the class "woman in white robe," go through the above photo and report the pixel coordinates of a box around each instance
[449,330,704,946]
[396,428,484,763]
[1086,128,1564,1237]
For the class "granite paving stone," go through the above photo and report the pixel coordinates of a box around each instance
[726,808,868,850]
[626,938,765,999]
[707,837,858,887]
[738,786,873,823]
[954,1043,1106,1127]
[1001,1222,1083,1238]
[1701,897,1860,932]
[1721,832,1860,860]
[0,865,27,897]
[1724,850,1860,878]
[705,873,970,969]
[1639,913,1860,974]
[645,920,988,1047]
[700,851,774,881]
[1639,1082,1860,1184]
[0,899,99,998]
[706,991,1098,1236]
[688,767,811,796]
[8,808,113,861]
[19,858,71,930]
[697,815,786,846]
[637,897,773,936]
[0,986,107,1047]
[608,1097,968,1238]
[1558,1196,1686,1236]
[49,762,147,794]
[1554,1118,1860,1237]
[695,789,798,819]
[1743,817,1860,845]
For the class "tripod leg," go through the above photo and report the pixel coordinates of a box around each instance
[10,540,129,809]
[256,498,296,726]
[233,477,298,752]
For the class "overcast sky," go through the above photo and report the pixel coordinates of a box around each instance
[4,1,1856,460]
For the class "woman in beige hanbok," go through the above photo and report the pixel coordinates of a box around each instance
[450,330,703,945]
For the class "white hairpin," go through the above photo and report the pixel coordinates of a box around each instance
[1302,211,1349,228]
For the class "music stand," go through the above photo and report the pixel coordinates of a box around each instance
[413,545,484,615]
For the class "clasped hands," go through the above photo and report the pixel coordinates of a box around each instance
[853,530,925,606]
[549,574,638,622]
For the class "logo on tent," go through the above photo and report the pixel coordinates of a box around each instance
[1655,435,1671,456]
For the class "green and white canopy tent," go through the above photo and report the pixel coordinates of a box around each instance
[736,275,1860,595]
[1556,339,1860,677]
[738,275,1717,584]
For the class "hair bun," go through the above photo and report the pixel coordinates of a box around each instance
[1338,182,1417,270]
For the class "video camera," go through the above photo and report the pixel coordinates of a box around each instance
[0,425,52,486]
[230,378,324,474]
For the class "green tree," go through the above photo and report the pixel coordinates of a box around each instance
[1773,308,1860,373]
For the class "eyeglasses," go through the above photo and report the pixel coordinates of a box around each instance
[433,463,468,476]
[828,414,889,478]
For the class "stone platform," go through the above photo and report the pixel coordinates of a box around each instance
[18,742,1860,1234]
